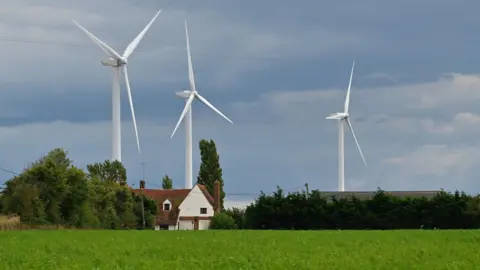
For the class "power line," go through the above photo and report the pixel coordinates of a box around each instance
[0,35,280,60]
[0,167,18,175]
[0,35,161,52]
[139,161,155,229]
[140,161,155,180]
[0,167,19,191]
[0,36,92,48]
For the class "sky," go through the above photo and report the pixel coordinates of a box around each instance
[0,0,478,208]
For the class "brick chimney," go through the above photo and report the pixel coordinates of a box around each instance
[139,180,145,190]
[214,180,221,214]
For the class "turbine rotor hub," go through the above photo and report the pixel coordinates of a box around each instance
[119,57,128,65]
[101,57,127,67]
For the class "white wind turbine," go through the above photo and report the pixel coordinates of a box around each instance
[73,10,162,162]
[326,61,367,192]
[170,21,233,189]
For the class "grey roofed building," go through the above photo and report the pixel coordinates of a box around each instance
[317,191,441,201]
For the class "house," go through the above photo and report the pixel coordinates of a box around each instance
[132,180,221,230]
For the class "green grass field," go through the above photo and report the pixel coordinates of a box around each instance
[0,230,479,269]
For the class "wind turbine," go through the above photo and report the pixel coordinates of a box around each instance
[73,9,162,162]
[170,21,233,189]
[326,61,367,192]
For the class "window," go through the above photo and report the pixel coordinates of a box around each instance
[163,199,171,211]
[200,207,207,214]
[164,203,171,211]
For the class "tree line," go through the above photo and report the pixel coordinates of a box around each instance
[217,187,480,230]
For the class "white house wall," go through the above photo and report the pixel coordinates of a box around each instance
[178,185,214,217]
[199,220,210,230]
[178,220,194,230]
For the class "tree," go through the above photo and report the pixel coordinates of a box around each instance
[86,160,127,184]
[1,148,73,224]
[209,212,236,229]
[241,186,480,230]
[0,148,157,230]
[197,139,225,209]
[224,207,246,229]
[162,175,173,189]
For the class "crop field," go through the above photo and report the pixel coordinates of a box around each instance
[0,230,479,269]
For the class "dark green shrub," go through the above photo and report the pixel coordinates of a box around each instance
[210,212,236,229]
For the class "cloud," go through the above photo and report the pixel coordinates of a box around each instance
[363,72,399,82]
[371,112,480,137]
[224,199,253,210]
[452,112,480,126]
[254,73,480,120]
[384,144,477,177]
[381,143,480,192]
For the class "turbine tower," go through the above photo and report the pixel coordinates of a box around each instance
[326,61,367,192]
[170,21,233,189]
[73,10,162,161]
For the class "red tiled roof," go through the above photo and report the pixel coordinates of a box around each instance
[198,184,214,205]
[132,188,190,225]
[132,184,215,226]
[134,188,191,202]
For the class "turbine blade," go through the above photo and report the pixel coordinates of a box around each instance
[123,65,141,154]
[72,20,123,60]
[345,118,367,167]
[171,93,195,138]
[195,93,233,124]
[344,61,355,113]
[184,20,196,92]
[123,9,162,59]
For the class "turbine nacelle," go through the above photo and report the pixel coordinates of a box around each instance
[175,90,193,99]
[101,57,127,67]
[326,112,349,120]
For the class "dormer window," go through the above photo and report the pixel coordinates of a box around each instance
[163,199,171,211]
